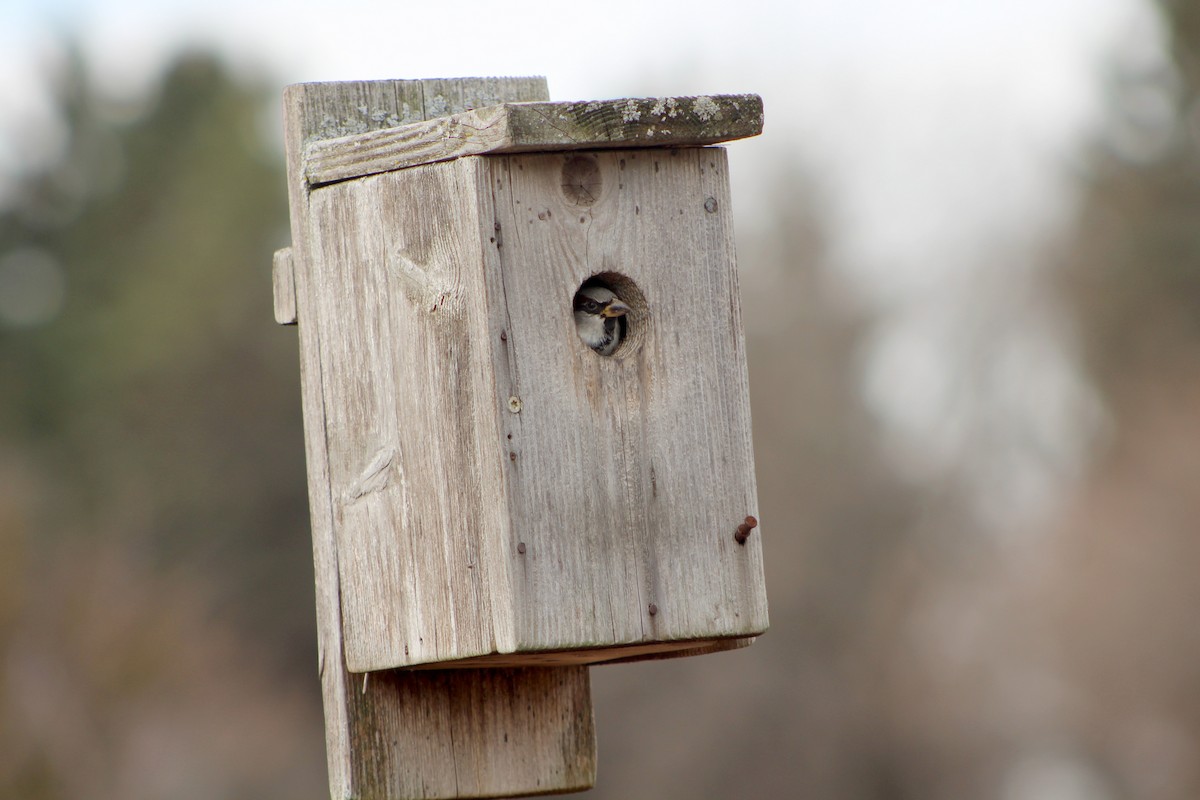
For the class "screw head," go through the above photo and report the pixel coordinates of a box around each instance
[508,396,522,413]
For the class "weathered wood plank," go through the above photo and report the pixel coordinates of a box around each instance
[347,667,595,799]
[306,156,518,670]
[460,76,548,111]
[272,247,297,325]
[480,148,769,656]
[283,77,596,800]
[291,77,548,145]
[304,94,764,186]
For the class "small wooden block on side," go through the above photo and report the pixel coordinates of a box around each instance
[303,94,764,186]
[272,247,297,325]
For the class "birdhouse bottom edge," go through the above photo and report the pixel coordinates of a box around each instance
[371,635,758,671]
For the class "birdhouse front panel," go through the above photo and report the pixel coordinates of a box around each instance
[479,148,768,657]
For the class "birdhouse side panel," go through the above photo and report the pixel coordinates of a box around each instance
[305,160,516,671]
[480,148,768,656]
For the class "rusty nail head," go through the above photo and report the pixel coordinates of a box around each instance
[648,603,658,616]
[517,542,526,554]
[509,451,517,462]
[745,515,758,528]
[500,330,507,341]
[704,196,718,213]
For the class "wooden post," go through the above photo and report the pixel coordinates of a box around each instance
[275,77,767,799]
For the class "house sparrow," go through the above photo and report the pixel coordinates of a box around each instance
[573,285,631,356]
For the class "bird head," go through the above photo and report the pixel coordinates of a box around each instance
[573,285,631,319]
[573,284,631,355]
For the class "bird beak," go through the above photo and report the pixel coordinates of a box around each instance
[600,300,631,318]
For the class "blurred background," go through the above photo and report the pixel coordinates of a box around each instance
[1,0,1198,797]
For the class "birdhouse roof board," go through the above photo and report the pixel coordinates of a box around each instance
[303,94,764,187]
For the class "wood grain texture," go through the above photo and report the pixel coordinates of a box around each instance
[272,247,297,325]
[346,667,595,799]
[482,148,769,656]
[309,146,768,673]
[306,157,516,670]
[304,95,764,186]
[283,77,596,800]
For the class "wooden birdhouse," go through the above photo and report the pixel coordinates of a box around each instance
[275,77,768,799]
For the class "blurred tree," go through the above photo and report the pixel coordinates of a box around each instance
[0,49,324,798]
[0,48,314,660]
[1012,2,1200,798]
[852,5,1200,797]
[1064,0,1200,402]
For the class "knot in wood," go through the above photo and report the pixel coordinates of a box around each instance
[561,156,601,206]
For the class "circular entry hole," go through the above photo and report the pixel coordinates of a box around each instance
[572,273,647,358]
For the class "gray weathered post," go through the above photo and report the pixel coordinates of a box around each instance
[274,77,767,799]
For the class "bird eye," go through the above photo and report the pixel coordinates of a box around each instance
[583,300,599,313]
